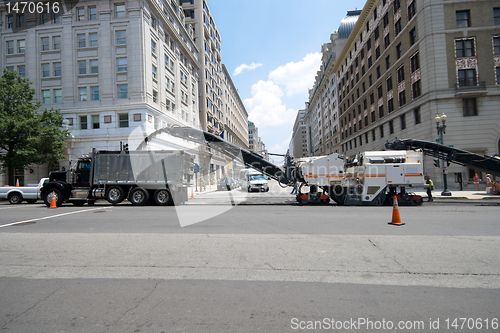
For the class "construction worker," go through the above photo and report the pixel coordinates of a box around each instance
[425,175,434,201]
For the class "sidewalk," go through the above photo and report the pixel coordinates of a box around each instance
[411,188,500,200]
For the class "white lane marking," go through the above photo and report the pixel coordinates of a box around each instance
[0,207,104,228]
[0,205,39,210]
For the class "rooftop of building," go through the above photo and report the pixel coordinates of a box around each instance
[338,10,362,39]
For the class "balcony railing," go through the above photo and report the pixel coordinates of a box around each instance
[454,80,486,91]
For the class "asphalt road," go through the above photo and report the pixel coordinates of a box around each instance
[0,183,499,332]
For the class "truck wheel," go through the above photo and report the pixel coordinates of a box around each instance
[8,192,22,204]
[129,187,149,206]
[105,186,125,205]
[153,189,173,206]
[43,188,63,207]
[26,199,37,204]
[248,186,251,193]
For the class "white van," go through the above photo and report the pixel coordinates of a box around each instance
[243,169,269,192]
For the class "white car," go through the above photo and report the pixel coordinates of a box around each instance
[246,173,269,192]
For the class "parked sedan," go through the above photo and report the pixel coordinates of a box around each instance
[217,178,234,191]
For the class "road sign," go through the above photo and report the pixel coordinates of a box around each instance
[194,163,199,173]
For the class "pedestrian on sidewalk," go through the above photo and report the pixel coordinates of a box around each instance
[425,175,434,201]
[473,173,480,191]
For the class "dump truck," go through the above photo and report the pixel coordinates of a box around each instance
[41,149,194,207]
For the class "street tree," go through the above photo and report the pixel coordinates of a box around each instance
[0,69,68,185]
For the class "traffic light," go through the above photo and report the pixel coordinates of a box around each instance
[433,159,440,168]
[123,143,129,151]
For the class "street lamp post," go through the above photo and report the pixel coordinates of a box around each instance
[435,113,452,196]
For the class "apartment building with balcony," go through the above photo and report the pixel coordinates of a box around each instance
[311,0,500,189]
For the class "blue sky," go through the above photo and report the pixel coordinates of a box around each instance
[207,0,368,160]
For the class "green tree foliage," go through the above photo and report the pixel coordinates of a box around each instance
[0,69,68,185]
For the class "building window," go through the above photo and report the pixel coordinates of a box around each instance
[399,90,406,106]
[119,113,129,127]
[54,89,62,103]
[397,66,405,83]
[383,13,389,28]
[54,62,61,76]
[80,116,88,130]
[410,53,420,72]
[6,41,14,54]
[151,40,156,54]
[375,46,380,59]
[408,1,416,20]
[494,37,500,55]
[456,10,470,28]
[376,65,381,78]
[458,69,476,86]
[387,76,393,91]
[389,120,394,134]
[396,43,402,58]
[462,98,477,116]
[394,0,401,13]
[388,98,394,113]
[41,37,50,51]
[76,7,85,21]
[117,58,127,72]
[379,105,384,118]
[42,63,50,77]
[90,60,98,74]
[152,65,157,79]
[374,27,379,40]
[91,86,99,100]
[400,114,406,130]
[89,32,98,47]
[53,12,61,23]
[117,84,128,98]
[92,115,99,129]
[89,6,97,20]
[17,14,24,28]
[78,60,86,75]
[412,80,421,99]
[377,85,383,99]
[456,39,474,57]
[17,40,25,53]
[53,36,61,50]
[6,15,13,29]
[384,34,390,48]
[380,125,384,138]
[496,67,500,84]
[371,111,375,123]
[409,28,417,45]
[116,30,126,45]
[18,65,25,77]
[153,90,158,103]
[79,87,87,101]
[414,107,421,124]
[77,34,86,48]
[42,90,50,104]
[395,18,402,36]
[115,4,126,18]
[385,55,390,70]
[133,113,141,122]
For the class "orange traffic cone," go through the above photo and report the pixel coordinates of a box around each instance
[388,195,405,226]
[191,191,194,199]
[49,191,57,208]
[16,179,19,187]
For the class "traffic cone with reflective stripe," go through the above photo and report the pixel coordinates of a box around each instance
[388,195,405,226]
[16,179,19,187]
[191,191,194,199]
[49,191,57,208]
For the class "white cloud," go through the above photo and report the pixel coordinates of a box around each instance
[244,80,296,129]
[268,134,292,155]
[268,53,322,96]
[233,62,263,76]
